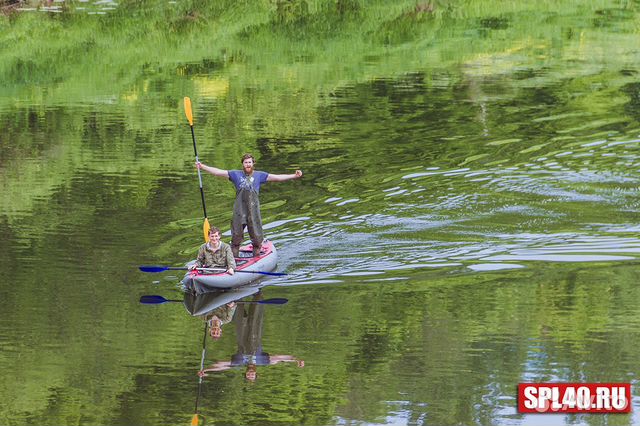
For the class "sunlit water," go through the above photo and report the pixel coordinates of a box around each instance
[1,3,640,425]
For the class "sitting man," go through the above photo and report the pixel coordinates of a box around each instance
[190,227,236,275]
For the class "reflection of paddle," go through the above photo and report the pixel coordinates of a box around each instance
[139,295,288,305]
[192,321,207,426]
[139,265,287,276]
[184,96,210,242]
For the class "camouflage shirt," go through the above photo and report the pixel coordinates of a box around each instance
[195,241,237,270]
[205,304,237,325]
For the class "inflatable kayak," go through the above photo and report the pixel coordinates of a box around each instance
[182,240,278,293]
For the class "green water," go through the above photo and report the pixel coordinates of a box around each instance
[1,1,640,425]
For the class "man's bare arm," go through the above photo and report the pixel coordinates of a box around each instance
[267,170,303,182]
[196,161,229,178]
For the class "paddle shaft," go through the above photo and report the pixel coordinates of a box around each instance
[184,96,210,242]
[139,265,287,276]
[198,267,265,274]
[190,124,208,220]
[139,295,288,305]
[192,321,207,425]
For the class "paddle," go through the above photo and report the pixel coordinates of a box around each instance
[184,96,210,242]
[139,295,289,305]
[139,265,287,276]
[192,321,208,426]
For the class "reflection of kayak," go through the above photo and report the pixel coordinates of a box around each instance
[183,286,260,316]
[182,240,278,293]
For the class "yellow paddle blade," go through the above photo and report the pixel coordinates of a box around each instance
[203,218,210,242]
[184,97,194,126]
[190,413,199,426]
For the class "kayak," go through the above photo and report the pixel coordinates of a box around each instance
[183,286,260,316]
[181,240,278,293]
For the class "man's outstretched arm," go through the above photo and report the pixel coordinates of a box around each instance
[267,170,303,182]
[196,161,229,178]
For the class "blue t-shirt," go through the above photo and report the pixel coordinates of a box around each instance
[231,352,270,366]
[228,170,268,193]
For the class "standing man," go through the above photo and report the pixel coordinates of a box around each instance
[196,153,302,257]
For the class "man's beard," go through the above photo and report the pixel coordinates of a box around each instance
[243,166,254,174]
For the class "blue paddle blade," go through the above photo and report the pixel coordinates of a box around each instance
[139,266,169,273]
[139,295,181,304]
[259,298,288,304]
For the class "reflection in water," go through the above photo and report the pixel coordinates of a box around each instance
[15,0,119,14]
[197,290,304,382]
[184,288,259,426]
[183,287,302,423]
[204,302,236,341]
[184,286,259,325]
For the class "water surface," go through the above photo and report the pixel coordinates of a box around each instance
[1,1,640,425]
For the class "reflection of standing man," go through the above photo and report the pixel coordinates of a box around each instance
[196,153,303,257]
[198,291,303,380]
[233,291,272,381]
